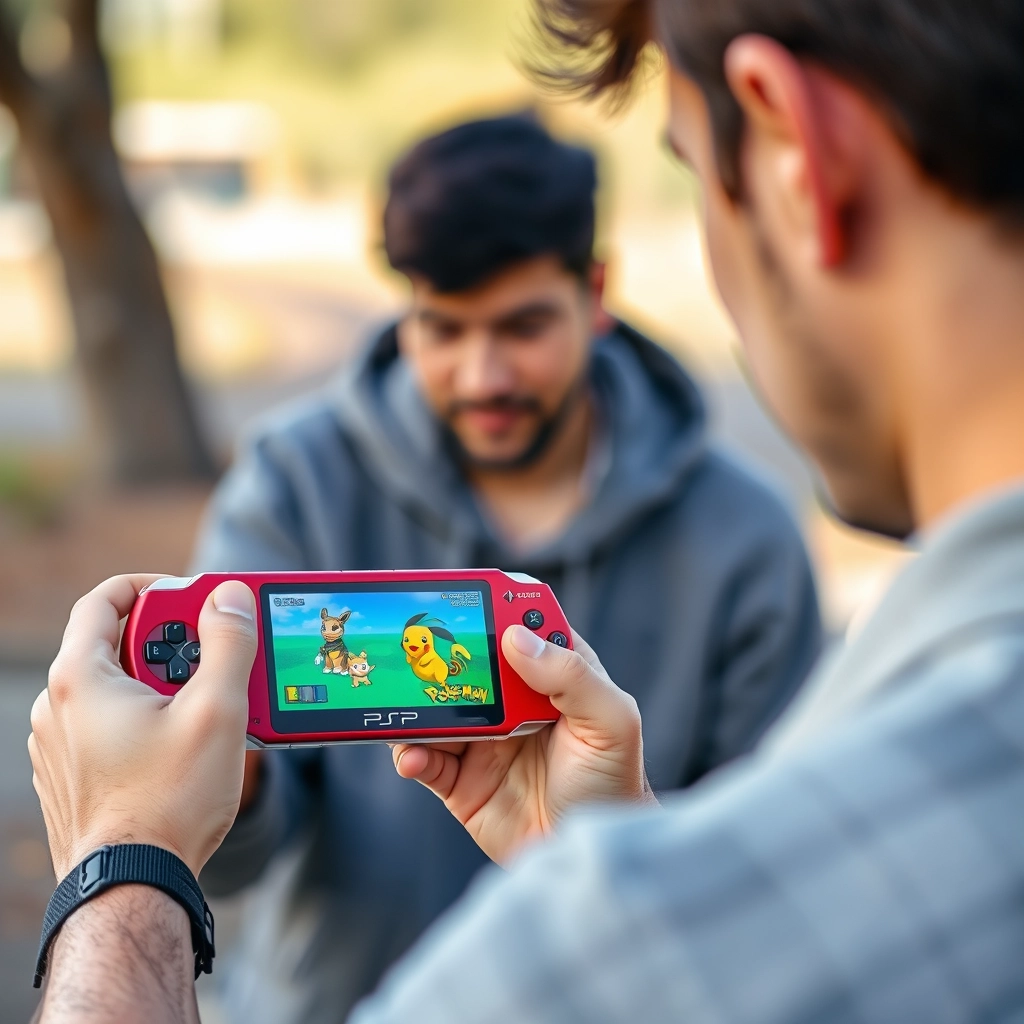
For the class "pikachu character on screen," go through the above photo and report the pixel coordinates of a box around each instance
[401,614,471,685]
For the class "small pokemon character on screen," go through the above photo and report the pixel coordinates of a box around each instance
[267,589,495,712]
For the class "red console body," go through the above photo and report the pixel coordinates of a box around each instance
[120,570,568,746]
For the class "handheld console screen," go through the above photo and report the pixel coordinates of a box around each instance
[260,580,504,734]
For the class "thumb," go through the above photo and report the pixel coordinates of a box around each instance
[501,625,639,745]
[175,581,257,726]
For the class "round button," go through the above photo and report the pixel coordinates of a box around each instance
[547,631,569,648]
[523,609,545,630]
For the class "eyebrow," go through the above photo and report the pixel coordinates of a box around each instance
[495,300,561,325]
[417,309,461,327]
[418,300,562,331]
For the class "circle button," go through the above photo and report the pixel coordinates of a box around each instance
[523,609,545,630]
[547,631,569,648]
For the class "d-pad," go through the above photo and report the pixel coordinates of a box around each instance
[143,622,201,684]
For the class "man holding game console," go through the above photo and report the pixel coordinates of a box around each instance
[28,0,1024,1019]
[186,113,820,1021]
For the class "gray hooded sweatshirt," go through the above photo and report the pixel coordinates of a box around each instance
[194,320,821,1024]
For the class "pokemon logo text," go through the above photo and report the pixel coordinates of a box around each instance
[423,682,490,704]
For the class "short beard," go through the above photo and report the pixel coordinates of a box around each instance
[442,374,589,473]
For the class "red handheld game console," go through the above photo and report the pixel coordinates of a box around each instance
[120,570,569,746]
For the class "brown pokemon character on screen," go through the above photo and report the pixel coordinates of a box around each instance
[314,608,352,675]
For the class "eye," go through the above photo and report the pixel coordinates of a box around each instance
[426,321,461,344]
[421,635,428,643]
[506,317,547,340]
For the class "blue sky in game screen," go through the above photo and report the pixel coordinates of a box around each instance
[268,589,488,638]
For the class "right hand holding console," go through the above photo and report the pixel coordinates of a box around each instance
[392,625,657,866]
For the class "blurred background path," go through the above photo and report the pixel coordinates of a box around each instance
[0,671,53,1020]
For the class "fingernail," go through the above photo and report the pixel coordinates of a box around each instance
[213,581,255,621]
[509,624,546,659]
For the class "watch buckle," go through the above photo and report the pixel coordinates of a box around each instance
[197,901,216,975]
[78,846,112,897]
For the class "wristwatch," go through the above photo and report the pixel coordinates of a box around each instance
[34,844,215,988]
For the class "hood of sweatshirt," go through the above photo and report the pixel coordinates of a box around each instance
[329,320,709,581]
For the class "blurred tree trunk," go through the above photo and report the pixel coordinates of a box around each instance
[0,0,216,483]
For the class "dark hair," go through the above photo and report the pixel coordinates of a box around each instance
[383,113,598,293]
[532,0,1024,224]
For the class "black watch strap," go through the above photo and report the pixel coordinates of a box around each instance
[34,844,215,988]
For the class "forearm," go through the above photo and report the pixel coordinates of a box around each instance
[34,886,199,1024]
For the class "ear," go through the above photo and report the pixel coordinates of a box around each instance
[724,35,855,267]
[588,262,615,336]
[405,613,428,628]
[320,608,328,620]
[432,626,456,643]
[338,610,351,625]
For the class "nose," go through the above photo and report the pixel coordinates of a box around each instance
[456,335,515,399]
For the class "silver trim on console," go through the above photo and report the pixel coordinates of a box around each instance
[505,720,557,738]
[506,572,542,585]
[248,729,556,748]
[142,575,202,592]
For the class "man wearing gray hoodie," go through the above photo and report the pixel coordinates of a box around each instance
[192,115,820,1023]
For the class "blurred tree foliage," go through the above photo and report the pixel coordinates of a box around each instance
[105,0,696,215]
[224,0,434,68]
[112,0,532,187]
[0,0,215,483]
[221,0,498,68]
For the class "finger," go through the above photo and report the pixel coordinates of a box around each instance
[392,741,467,759]
[392,743,463,801]
[501,625,637,742]
[59,574,169,659]
[568,630,612,680]
[175,581,257,729]
[239,751,264,811]
[391,741,467,773]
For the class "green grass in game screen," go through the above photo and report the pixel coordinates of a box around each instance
[268,589,495,711]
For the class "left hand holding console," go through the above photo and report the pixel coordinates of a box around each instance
[29,574,259,880]
[392,625,658,866]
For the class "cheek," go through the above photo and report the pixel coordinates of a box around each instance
[418,365,455,413]
[404,342,458,411]
[520,327,589,400]
[703,193,756,348]
[703,196,788,397]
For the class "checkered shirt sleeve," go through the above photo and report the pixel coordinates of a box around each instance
[350,638,1024,1024]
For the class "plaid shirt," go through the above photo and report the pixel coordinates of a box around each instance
[352,488,1024,1023]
